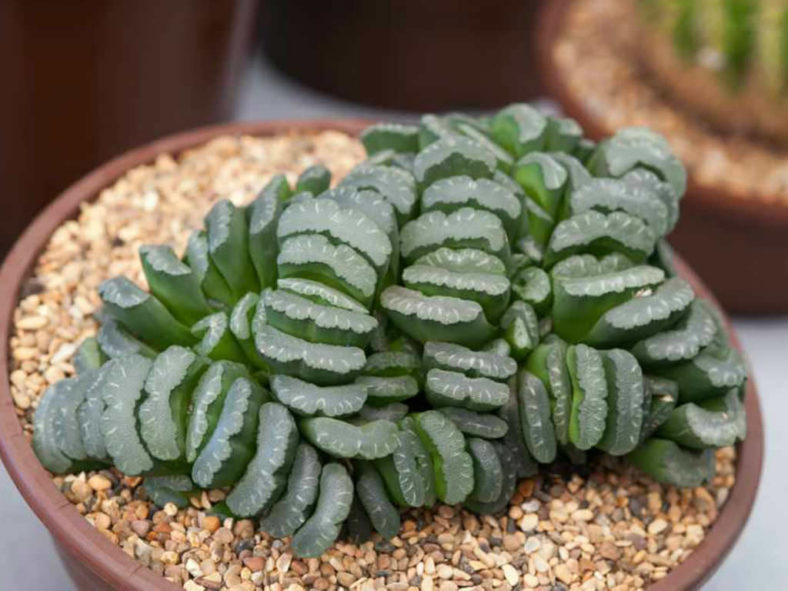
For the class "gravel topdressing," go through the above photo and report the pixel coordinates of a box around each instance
[7,130,736,591]
[551,0,788,206]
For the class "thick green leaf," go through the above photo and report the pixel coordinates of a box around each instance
[425,368,509,411]
[254,323,366,386]
[413,410,474,505]
[627,438,714,487]
[380,286,497,348]
[185,361,251,462]
[139,346,209,461]
[192,377,266,489]
[517,370,557,463]
[413,136,496,186]
[361,123,420,155]
[259,443,321,537]
[356,375,419,406]
[658,389,745,449]
[270,374,367,417]
[300,417,400,460]
[566,345,608,450]
[596,350,644,456]
[98,277,196,349]
[277,233,377,308]
[204,199,259,298]
[423,341,516,382]
[262,288,378,348]
[291,463,353,558]
[140,244,213,325]
[438,407,508,439]
[225,402,299,516]
[355,461,400,539]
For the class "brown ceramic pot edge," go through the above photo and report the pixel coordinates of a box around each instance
[0,119,763,591]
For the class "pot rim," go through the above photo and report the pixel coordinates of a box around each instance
[536,0,788,230]
[0,118,764,591]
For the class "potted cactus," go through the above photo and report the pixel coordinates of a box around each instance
[0,113,761,589]
[538,0,788,313]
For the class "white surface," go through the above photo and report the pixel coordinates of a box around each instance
[0,54,784,588]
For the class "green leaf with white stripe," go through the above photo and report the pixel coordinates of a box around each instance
[631,300,719,366]
[566,345,608,451]
[425,368,509,411]
[139,346,209,461]
[247,179,285,289]
[99,277,196,349]
[545,210,657,267]
[500,301,540,360]
[277,198,392,276]
[511,266,552,315]
[596,350,644,456]
[254,323,366,385]
[277,234,378,308]
[140,244,213,325]
[412,410,474,505]
[514,152,568,218]
[400,207,510,264]
[204,199,259,298]
[627,438,714,487]
[586,277,694,347]
[192,312,247,363]
[490,103,547,157]
[100,355,155,476]
[259,443,321,538]
[184,230,235,307]
[423,341,517,382]
[356,375,419,406]
[277,277,367,313]
[270,374,367,417]
[414,247,507,276]
[516,370,557,463]
[340,165,417,223]
[566,177,670,237]
[588,127,687,197]
[380,286,497,348]
[361,123,420,155]
[291,463,353,558]
[262,288,378,347]
[355,461,400,539]
[657,389,745,450]
[402,264,510,323]
[467,437,503,503]
[421,176,521,237]
[413,136,496,187]
[438,407,508,439]
[225,402,299,516]
[300,417,400,460]
[296,164,331,195]
[191,377,266,488]
[185,361,251,462]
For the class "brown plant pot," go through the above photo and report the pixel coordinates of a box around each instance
[0,120,764,590]
[536,0,788,314]
[0,0,259,256]
[260,0,545,111]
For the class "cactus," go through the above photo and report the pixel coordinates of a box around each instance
[635,0,788,94]
[32,106,747,558]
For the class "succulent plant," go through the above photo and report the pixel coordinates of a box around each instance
[32,105,748,558]
[638,0,788,93]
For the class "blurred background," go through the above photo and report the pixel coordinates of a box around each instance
[1,0,785,589]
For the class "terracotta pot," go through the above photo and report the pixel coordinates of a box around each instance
[0,120,763,590]
[536,0,788,314]
[0,0,259,256]
[260,0,544,111]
